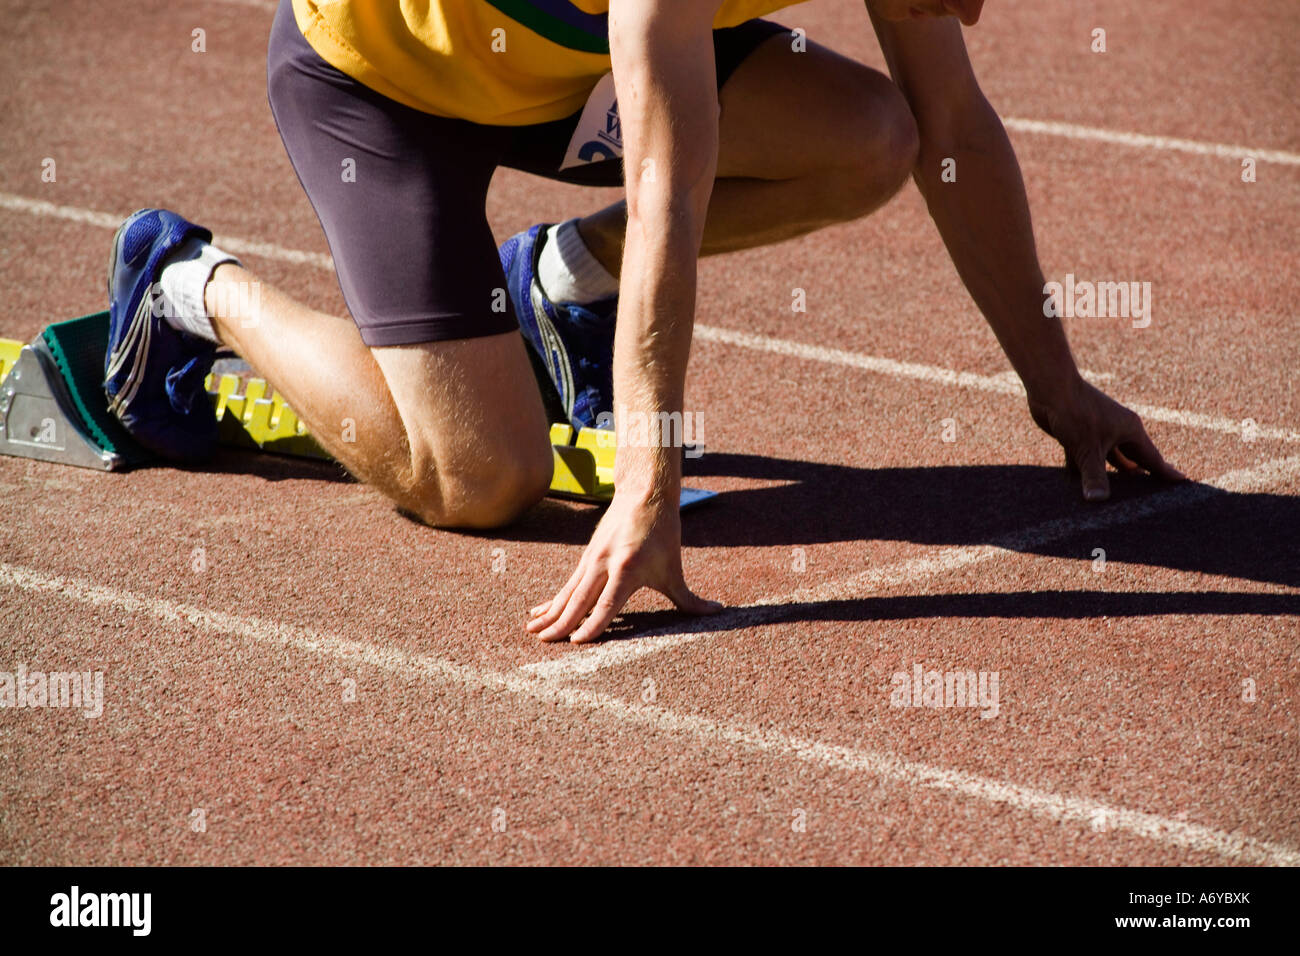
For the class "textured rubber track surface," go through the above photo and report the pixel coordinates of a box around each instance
[0,0,1296,865]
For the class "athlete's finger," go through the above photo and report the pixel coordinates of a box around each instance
[1078,445,1111,502]
[536,567,607,642]
[1119,421,1186,481]
[661,575,723,616]
[527,560,589,631]
[570,574,641,644]
[529,566,581,624]
[1107,445,1141,474]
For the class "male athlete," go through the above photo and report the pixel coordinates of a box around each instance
[103,0,1182,643]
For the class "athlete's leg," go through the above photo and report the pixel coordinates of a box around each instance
[578,28,919,271]
[205,0,554,528]
[206,267,551,528]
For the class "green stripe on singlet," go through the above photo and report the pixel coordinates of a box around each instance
[482,0,611,55]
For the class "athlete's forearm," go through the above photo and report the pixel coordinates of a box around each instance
[609,2,719,501]
[914,96,1082,405]
[612,227,703,502]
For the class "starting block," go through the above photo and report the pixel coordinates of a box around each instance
[0,311,715,510]
[0,314,147,471]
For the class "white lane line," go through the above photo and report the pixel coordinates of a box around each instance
[3,561,1296,866]
[0,194,333,270]
[693,326,1300,443]
[522,453,1300,680]
[4,191,1295,443]
[0,195,122,230]
[1003,117,1300,167]
[695,325,1024,395]
[521,606,783,680]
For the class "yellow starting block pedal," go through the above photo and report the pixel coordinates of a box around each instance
[548,423,614,498]
[0,338,21,381]
[547,421,715,510]
[206,363,329,460]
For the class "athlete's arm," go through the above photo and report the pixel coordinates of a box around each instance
[527,0,724,642]
[868,3,1183,499]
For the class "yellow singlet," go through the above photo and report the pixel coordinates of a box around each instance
[291,0,809,126]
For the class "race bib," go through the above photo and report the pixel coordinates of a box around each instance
[560,72,623,171]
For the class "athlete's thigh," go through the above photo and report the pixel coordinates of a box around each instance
[268,0,550,488]
[715,29,908,180]
[268,0,517,349]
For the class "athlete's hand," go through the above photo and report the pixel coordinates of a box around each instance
[527,492,722,643]
[1027,376,1185,501]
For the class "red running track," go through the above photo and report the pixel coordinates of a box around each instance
[0,0,1297,865]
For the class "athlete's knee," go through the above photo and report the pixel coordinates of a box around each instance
[408,439,553,529]
[830,72,919,218]
[875,84,920,190]
[442,458,551,528]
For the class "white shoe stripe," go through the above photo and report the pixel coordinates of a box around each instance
[111,294,153,415]
[103,285,151,381]
[530,282,575,416]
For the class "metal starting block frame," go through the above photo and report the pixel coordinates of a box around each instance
[0,312,716,510]
[0,321,140,471]
[0,336,125,470]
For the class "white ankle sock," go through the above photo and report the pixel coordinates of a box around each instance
[157,237,240,342]
[536,218,619,305]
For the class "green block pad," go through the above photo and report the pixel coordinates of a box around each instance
[40,311,150,464]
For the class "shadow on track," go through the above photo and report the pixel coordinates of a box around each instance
[204,447,355,484]
[594,588,1300,643]
[506,453,1300,591]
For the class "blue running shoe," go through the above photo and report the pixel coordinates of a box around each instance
[500,224,616,431]
[103,208,218,461]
